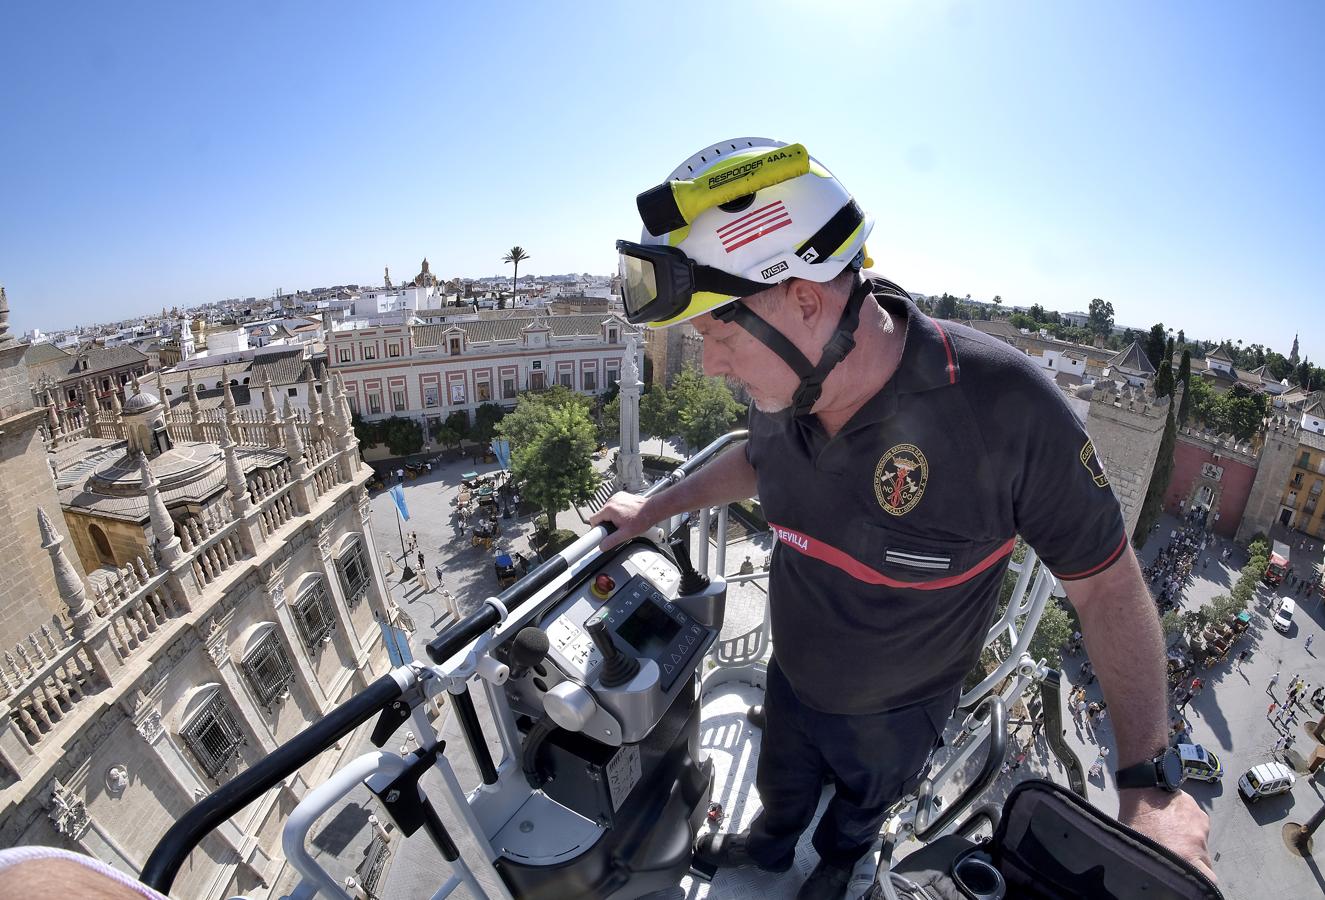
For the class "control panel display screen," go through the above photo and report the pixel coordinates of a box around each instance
[615,600,681,659]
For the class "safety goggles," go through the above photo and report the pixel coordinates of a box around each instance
[616,241,767,325]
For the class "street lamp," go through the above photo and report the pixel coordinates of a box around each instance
[1284,797,1325,856]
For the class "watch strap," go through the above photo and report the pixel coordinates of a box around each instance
[1114,759,1159,790]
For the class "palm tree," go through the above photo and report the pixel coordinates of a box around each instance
[502,246,531,309]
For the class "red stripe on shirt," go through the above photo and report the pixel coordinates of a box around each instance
[930,318,958,385]
[769,522,1014,591]
[1053,533,1127,581]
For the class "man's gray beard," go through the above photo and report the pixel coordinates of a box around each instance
[726,376,789,414]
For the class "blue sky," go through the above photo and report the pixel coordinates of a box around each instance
[1,1,1321,361]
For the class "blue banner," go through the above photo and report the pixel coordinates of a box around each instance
[491,438,511,469]
[390,483,410,521]
[379,620,414,666]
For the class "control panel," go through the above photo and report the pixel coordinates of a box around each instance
[497,541,720,744]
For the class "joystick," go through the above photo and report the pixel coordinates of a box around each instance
[670,536,711,595]
[584,610,640,687]
[509,627,550,678]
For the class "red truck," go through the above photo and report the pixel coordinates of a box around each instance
[1263,540,1290,586]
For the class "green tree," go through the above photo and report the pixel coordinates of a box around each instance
[1009,312,1036,331]
[1133,400,1177,546]
[599,393,622,445]
[1155,357,1175,399]
[1028,598,1076,670]
[352,412,381,448]
[992,294,1002,309]
[1087,298,1115,337]
[1297,358,1314,390]
[500,385,591,448]
[501,246,531,309]
[429,420,461,450]
[639,384,674,455]
[506,403,598,531]
[472,402,506,448]
[444,410,471,445]
[670,367,743,455]
[381,416,424,456]
[1176,349,1192,425]
[1176,329,1185,346]
[935,293,958,319]
[1028,303,1046,323]
[1219,384,1268,441]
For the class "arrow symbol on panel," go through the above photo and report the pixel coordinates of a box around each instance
[671,653,682,664]
[663,663,674,675]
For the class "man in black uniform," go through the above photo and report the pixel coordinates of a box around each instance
[596,138,1212,899]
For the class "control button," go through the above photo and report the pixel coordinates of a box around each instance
[592,574,617,600]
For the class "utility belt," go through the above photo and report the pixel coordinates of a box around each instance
[867,779,1222,900]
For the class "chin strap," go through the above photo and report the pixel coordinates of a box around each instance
[715,274,871,416]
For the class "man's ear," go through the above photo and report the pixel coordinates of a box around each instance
[785,278,826,327]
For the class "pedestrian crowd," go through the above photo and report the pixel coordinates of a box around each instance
[1143,524,1209,613]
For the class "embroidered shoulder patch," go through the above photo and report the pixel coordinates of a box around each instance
[1080,439,1109,488]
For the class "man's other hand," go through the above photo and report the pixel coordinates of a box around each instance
[589,492,654,551]
[1118,788,1214,883]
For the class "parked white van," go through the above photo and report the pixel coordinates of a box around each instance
[1238,761,1295,802]
[1273,598,1296,633]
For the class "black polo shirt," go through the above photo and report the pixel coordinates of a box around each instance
[746,283,1126,715]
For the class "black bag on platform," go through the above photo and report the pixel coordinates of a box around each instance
[880,778,1222,900]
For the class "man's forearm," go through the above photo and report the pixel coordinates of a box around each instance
[643,445,758,525]
[1068,547,1169,767]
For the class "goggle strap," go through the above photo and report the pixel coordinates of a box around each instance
[795,199,865,266]
[716,303,816,380]
[691,264,772,300]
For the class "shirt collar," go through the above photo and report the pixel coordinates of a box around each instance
[878,286,961,395]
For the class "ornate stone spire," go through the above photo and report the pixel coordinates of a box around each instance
[281,397,306,463]
[38,508,94,635]
[304,365,325,440]
[221,410,252,517]
[155,369,172,423]
[130,372,143,397]
[45,389,62,443]
[260,369,278,420]
[186,370,204,441]
[0,283,11,343]
[319,365,341,433]
[109,386,123,418]
[332,373,355,444]
[139,452,183,567]
[221,367,237,418]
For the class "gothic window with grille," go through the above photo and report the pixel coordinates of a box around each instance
[242,630,294,709]
[336,539,371,609]
[181,692,247,781]
[293,579,336,654]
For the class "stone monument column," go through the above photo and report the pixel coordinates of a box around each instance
[617,335,646,493]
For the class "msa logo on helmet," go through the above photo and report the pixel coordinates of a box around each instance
[761,261,789,280]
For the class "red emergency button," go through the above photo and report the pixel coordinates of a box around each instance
[591,574,616,600]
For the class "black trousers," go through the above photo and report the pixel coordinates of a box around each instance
[746,658,956,869]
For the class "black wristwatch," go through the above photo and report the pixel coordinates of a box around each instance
[1115,746,1185,792]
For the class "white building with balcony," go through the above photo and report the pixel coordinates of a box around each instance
[328,311,640,430]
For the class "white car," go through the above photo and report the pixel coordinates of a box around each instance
[1238,761,1296,802]
[1273,598,1296,633]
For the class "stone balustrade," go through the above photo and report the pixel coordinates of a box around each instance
[1,633,99,749]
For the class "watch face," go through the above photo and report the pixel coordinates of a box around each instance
[1160,748,1186,789]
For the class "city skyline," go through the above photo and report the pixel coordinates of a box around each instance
[2,2,1321,361]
